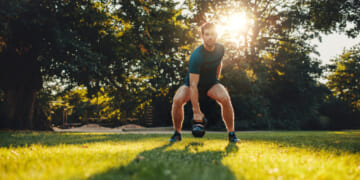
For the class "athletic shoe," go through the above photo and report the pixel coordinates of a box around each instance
[229,131,240,143]
[169,131,182,142]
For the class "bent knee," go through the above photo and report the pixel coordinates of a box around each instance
[217,95,231,105]
[173,96,188,106]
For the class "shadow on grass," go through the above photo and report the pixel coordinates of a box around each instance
[89,142,239,180]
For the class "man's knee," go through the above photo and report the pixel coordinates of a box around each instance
[172,86,190,107]
[173,96,187,107]
[217,95,231,105]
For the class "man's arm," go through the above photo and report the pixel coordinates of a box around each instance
[216,62,222,79]
[190,73,203,121]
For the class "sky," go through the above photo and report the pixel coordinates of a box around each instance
[311,33,359,65]
[311,33,359,83]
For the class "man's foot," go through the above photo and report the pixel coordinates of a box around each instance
[229,131,240,143]
[169,131,182,142]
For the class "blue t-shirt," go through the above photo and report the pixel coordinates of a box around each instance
[184,43,225,86]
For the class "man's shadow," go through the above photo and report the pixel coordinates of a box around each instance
[90,142,239,180]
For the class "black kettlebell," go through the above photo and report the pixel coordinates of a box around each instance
[192,117,208,138]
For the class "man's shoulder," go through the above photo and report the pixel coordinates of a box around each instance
[190,45,204,60]
[193,44,204,54]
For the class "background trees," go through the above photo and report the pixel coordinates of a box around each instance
[0,0,359,130]
[321,44,360,129]
[0,0,126,129]
[327,44,360,111]
[298,0,360,38]
[184,0,328,129]
[0,0,193,129]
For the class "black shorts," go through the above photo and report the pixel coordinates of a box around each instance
[183,80,220,96]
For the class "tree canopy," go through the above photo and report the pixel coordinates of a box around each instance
[327,44,360,111]
[0,0,359,130]
[0,0,193,129]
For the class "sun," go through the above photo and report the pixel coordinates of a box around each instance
[228,13,248,32]
[216,12,249,47]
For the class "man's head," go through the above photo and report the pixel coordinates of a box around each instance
[200,22,218,50]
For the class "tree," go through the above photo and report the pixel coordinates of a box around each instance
[291,0,360,129]
[0,0,193,129]
[0,0,122,129]
[327,44,360,111]
[109,0,194,126]
[264,42,325,129]
[185,0,327,129]
[318,44,360,129]
[295,0,360,38]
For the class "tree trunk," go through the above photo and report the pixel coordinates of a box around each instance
[5,87,37,129]
[0,48,50,130]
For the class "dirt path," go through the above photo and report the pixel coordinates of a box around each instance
[52,123,228,134]
[53,123,176,134]
[52,123,268,134]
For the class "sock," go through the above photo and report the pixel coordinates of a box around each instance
[229,131,235,136]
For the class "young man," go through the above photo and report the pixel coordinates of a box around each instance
[169,22,240,143]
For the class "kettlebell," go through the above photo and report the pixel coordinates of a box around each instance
[192,117,208,138]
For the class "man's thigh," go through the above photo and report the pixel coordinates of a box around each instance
[206,83,230,101]
[173,85,191,103]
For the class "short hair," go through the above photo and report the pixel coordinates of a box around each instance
[200,22,217,35]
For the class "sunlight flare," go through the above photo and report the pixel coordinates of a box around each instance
[217,12,249,48]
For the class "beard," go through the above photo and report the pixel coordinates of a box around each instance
[204,40,215,48]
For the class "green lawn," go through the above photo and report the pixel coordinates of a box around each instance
[0,131,359,180]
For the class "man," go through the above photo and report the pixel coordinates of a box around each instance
[169,22,240,143]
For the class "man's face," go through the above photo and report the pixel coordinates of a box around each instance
[202,28,217,47]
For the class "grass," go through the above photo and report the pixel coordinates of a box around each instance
[0,131,360,180]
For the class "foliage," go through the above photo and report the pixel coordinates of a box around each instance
[322,44,360,129]
[184,0,328,129]
[1,0,359,130]
[0,131,360,179]
[263,42,327,129]
[319,96,360,130]
[0,0,120,129]
[50,87,128,126]
[294,0,360,38]
[111,0,195,125]
[327,44,360,111]
[0,0,193,129]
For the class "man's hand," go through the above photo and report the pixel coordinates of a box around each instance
[193,112,204,122]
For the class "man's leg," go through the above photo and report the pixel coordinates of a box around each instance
[207,83,240,142]
[171,85,190,133]
[206,84,234,132]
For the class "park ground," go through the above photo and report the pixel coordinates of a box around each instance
[0,130,360,180]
